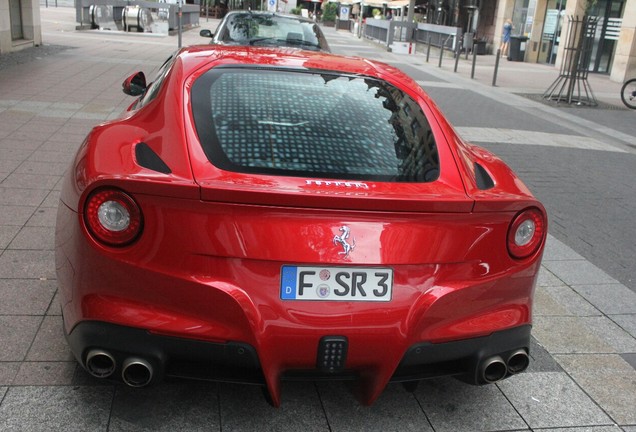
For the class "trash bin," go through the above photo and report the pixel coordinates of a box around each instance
[508,35,528,61]
[473,39,487,55]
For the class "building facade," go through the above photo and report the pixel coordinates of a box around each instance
[0,0,42,54]
[492,0,635,81]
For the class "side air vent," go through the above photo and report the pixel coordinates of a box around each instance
[474,162,494,190]
[135,142,171,174]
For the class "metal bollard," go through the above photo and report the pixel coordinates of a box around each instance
[438,44,444,68]
[426,35,431,63]
[454,42,461,72]
[470,49,477,79]
[492,48,501,86]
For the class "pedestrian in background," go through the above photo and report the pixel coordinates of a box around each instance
[501,19,512,58]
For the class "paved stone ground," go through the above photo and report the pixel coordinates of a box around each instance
[0,7,635,431]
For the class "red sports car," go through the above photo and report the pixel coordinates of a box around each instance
[55,45,546,406]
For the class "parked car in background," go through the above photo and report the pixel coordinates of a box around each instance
[55,45,546,407]
[199,10,330,52]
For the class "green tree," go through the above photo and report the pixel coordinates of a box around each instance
[322,3,337,22]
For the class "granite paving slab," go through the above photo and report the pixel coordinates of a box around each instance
[534,427,625,432]
[577,316,636,352]
[497,372,613,429]
[555,354,636,425]
[319,382,432,432]
[219,381,329,432]
[415,377,528,432]
[532,316,616,354]
[571,283,636,315]
[26,315,74,361]
[0,226,20,249]
[109,382,220,431]
[25,207,58,227]
[12,361,77,385]
[0,364,19,386]
[8,226,55,250]
[537,265,566,287]
[610,313,636,338]
[0,386,113,432]
[542,260,619,286]
[0,278,57,315]
[533,285,601,317]
[0,206,38,226]
[0,250,56,279]
[0,315,43,361]
[0,188,49,206]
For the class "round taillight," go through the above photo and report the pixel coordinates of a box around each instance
[84,189,143,247]
[507,207,545,259]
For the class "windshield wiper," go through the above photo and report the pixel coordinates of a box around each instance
[247,37,280,45]
[247,38,321,50]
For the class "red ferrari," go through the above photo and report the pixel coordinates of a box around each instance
[55,45,546,406]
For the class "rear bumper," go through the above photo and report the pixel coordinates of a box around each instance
[66,319,531,403]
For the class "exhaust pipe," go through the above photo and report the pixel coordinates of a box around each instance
[480,356,507,383]
[507,349,530,374]
[122,357,153,387]
[85,349,116,378]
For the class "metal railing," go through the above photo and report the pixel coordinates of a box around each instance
[77,0,199,32]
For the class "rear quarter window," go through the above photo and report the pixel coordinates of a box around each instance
[191,67,439,183]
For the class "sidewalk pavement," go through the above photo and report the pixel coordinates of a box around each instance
[0,7,635,431]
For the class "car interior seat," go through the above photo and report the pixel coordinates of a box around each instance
[286,32,303,44]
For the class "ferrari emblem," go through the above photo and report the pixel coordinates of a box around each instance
[333,226,356,257]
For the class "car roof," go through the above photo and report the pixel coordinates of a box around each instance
[177,45,404,84]
[222,10,315,23]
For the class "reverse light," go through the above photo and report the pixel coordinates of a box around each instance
[507,207,545,259]
[84,189,143,247]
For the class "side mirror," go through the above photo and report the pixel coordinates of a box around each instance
[122,71,147,96]
[200,29,214,38]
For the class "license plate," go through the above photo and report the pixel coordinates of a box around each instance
[280,265,393,302]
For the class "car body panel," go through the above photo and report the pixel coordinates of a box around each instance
[55,45,546,406]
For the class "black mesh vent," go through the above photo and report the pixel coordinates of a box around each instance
[135,142,171,174]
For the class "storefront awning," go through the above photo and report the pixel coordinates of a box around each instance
[386,0,410,8]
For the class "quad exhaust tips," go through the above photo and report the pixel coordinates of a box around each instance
[507,349,530,374]
[479,349,530,384]
[481,356,507,383]
[85,350,154,387]
[86,349,116,378]
[122,357,154,387]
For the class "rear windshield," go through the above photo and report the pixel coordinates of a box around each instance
[191,67,440,183]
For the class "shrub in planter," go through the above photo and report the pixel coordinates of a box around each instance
[322,3,337,23]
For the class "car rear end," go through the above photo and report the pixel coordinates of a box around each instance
[56,48,546,406]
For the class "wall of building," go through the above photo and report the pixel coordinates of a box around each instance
[525,0,546,62]
[0,0,42,54]
[549,0,635,81]
[611,0,636,81]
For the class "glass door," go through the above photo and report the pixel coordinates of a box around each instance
[588,0,625,73]
[538,0,566,64]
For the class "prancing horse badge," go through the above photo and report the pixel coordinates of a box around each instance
[333,226,356,257]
